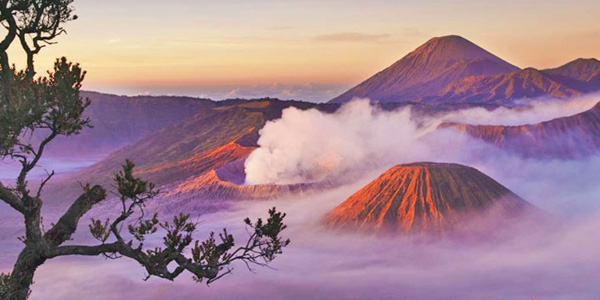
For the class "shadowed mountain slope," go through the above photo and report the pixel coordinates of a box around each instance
[37,91,216,159]
[439,101,600,159]
[543,58,600,82]
[433,68,584,105]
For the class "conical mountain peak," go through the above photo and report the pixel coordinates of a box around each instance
[409,35,504,63]
[324,162,534,234]
[329,35,519,104]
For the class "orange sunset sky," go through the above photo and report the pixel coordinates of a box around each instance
[6,0,600,101]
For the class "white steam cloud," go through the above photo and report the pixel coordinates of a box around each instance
[245,100,426,184]
[245,96,600,185]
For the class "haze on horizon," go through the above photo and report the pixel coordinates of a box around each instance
[7,0,600,101]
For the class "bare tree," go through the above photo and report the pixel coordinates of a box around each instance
[0,1,290,300]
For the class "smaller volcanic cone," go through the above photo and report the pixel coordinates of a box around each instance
[325,162,537,234]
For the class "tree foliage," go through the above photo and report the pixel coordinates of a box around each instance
[0,2,289,300]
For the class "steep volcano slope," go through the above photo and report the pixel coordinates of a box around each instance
[330,35,519,104]
[35,91,215,159]
[325,162,533,234]
[440,101,600,159]
[89,106,263,184]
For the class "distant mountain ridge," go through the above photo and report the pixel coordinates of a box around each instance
[433,68,584,105]
[439,101,600,159]
[543,58,600,82]
[36,91,216,159]
[330,36,600,105]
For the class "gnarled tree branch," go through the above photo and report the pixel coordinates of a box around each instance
[44,185,106,246]
[0,182,25,213]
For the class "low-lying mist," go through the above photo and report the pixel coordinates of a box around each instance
[2,95,600,300]
[18,181,600,300]
[442,93,600,126]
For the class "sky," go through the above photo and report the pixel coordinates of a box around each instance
[6,0,600,101]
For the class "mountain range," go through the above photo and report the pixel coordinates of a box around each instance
[35,35,600,223]
[330,35,600,105]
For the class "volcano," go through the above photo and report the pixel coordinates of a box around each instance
[330,35,519,104]
[325,162,534,234]
[330,36,600,105]
[41,98,337,211]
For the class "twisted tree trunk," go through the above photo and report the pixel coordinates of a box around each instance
[7,246,45,300]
